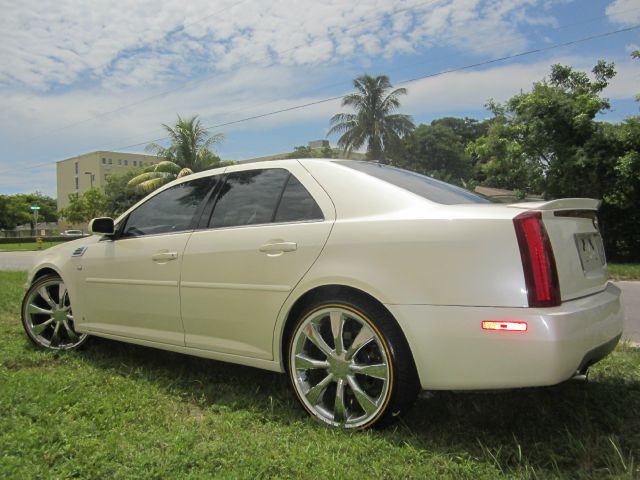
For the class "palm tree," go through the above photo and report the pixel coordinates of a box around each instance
[328,74,415,161]
[129,115,224,193]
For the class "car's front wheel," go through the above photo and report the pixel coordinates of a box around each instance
[21,274,89,350]
[288,297,418,429]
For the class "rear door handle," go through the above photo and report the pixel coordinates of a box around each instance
[259,241,297,254]
[151,251,178,262]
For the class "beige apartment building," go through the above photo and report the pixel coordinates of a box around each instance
[56,151,160,210]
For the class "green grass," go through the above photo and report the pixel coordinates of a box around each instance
[0,241,65,252]
[609,264,640,281]
[1,272,639,478]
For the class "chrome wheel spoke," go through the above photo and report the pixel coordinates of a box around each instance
[50,322,62,346]
[291,306,391,428]
[63,320,79,341]
[333,378,346,423]
[329,311,345,355]
[28,303,52,316]
[295,354,329,370]
[346,326,375,360]
[58,284,68,308]
[38,286,57,308]
[305,373,334,405]
[302,323,333,357]
[350,362,388,380]
[24,278,87,350]
[31,318,54,335]
[347,375,378,416]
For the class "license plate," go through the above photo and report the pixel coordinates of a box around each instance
[574,232,606,274]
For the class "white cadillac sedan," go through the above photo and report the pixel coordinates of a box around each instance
[22,159,623,429]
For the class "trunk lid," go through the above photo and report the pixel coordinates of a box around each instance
[509,198,607,302]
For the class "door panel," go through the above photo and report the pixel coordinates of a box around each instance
[76,176,216,345]
[180,221,332,358]
[79,234,191,345]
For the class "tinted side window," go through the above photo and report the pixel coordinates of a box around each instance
[123,177,212,237]
[274,174,323,222]
[210,169,289,228]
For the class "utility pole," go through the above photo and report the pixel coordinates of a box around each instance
[30,205,41,248]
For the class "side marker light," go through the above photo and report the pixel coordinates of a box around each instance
[481,321,528,332]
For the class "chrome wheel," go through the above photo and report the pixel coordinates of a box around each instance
[22,277,88,350]
[290,306,392,429]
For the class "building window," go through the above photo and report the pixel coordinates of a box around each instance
[108,158,112,164]
[117,159,122,165]
[124,160,128,166]
[75,177,79,190]
[74,161,79,174]
[102,157,106,164]
[105,174,109,181]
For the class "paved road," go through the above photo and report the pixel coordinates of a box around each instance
[0,251,638,342]
[0,251,38,271]
[617,281,640,345]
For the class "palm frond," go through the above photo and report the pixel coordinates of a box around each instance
[154,161,182,174]
[135,177,170,193]
[128,171,162,187]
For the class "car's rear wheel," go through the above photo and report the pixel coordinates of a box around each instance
[288,297,418,429]
[21,274,89,350]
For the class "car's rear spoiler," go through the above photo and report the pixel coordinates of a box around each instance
[508,198,600,211]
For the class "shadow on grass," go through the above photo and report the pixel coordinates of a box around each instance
[76,337,639,477]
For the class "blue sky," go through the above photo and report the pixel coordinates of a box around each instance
[0,0,638,197]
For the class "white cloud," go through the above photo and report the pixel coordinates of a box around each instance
[0,0,558,91]
[606,0,640,26]
[3,55,637,162]
[4,0,640,195]
[403,57,640,115]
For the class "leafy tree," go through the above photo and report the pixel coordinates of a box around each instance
[328,74,414,161]
[395,117,489,185]
[0,193,57,232]
[285,145,339,159]
[597,118,640,260]
[59,188,108,226]
[129,114,226,193]
[104,169,147,217]
[0,195,30,230]
[468,61,616,196]
[468,60,640,260]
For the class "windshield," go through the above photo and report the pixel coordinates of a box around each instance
[335,161,490,205]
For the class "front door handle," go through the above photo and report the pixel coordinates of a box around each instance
[151,251,178,262]
[259,241,297,255]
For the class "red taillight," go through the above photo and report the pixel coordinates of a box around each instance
[513,211,560,307]
[481,321,528,332]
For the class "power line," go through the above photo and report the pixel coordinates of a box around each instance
[7,0,444,143]
[0,24,638,179]
[118,25,640,148]
[10,1,640,150]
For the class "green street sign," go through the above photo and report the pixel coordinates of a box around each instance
[30,205,41,210]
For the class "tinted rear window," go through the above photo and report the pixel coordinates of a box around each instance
[335,161,489,205]
[274,174,323,223]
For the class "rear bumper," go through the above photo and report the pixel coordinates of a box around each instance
[386,282,624,390]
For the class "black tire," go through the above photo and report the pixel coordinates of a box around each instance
[21,274,90,351]
[287,294,419,429]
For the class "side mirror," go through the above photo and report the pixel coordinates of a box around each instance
[89,217,115,235]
